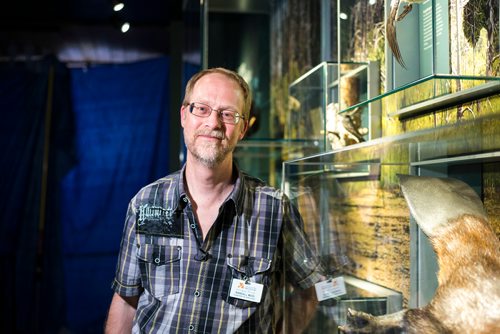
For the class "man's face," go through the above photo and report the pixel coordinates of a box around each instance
[181,73,247,168]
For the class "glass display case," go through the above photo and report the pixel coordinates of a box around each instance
[286,61,380,159]
[280,113,500,332]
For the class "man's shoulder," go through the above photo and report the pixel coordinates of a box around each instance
[134,170,181,198]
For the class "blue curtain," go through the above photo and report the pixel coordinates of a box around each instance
[0,56,73,333]
[0,56,173,333]
[61,57,171,332]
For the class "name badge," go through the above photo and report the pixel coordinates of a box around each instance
[314,276,347,301]
[229,278,264,303]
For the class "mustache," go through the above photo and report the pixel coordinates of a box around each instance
[195,130,225,140]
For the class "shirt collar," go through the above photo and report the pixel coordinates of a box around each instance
[228,163,245,215]
[175,162,245,215]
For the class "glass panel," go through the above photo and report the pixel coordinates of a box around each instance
[337,0,386,88]
[287,62,378,158]
[234,138,297,187]
[287,62,332,156]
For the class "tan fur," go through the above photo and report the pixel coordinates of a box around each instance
[427,215,500,333]
[340,177,500,334]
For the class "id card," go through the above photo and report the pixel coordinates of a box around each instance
[229,278,264,303]
[314,276,347,301]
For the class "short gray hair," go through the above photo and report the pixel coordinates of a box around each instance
[182,67,252,120]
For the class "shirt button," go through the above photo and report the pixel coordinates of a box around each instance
[190,224,196,229]
[194,290,200,297]
[154,258,161,264]
[189,324,195,331]
[227,254,232,258]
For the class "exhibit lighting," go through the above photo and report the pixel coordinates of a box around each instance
[121,22,130,33]
[113,1,125,12]
[339,12,348,20]
[369,0,377,5]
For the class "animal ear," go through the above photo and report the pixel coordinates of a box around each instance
[397,174,487,237]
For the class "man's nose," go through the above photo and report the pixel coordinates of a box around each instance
[204,109,224,127]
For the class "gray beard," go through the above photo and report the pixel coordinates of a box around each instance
[187,140,234,168]
[191,148,226,168]
[184,127,238,168]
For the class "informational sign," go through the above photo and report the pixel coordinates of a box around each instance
[419,0,450,75]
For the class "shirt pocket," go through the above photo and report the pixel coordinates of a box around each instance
[222,255,272,308]
[137,244,182,298]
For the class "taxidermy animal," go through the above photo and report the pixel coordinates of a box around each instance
[326,103,368,149]
[386,0,425,68]
[339,174,500,334]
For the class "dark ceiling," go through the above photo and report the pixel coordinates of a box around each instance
[0,0,176,28]
[0,0,193,64]
[0,0,270,65]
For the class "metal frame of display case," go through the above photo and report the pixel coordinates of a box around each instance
[279,0,499,331]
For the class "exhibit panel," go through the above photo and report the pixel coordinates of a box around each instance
[337,0,499,88]
[281,112,500,332]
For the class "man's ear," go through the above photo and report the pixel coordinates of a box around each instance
[238,119,249,140]
[180,105,187,127]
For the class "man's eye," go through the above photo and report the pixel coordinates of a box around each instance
[198,106,209,113]
[221,111,235,118]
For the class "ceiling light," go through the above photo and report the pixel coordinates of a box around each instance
[113,1,124,12]
[121,22,130,33]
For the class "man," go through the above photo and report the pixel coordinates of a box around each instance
[105,68,323,333]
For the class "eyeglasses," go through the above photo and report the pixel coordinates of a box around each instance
[188,102,244,125]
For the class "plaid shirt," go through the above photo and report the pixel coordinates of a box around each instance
[111,164,322,333]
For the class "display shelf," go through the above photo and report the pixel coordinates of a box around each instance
[340,74,500,122]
